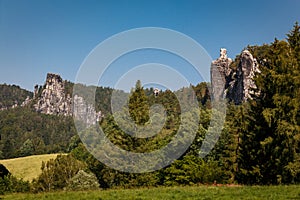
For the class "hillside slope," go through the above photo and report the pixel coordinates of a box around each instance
[0,154,63,181]
[0,84,33,109]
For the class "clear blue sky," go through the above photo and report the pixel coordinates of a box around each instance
[0,0,299,91]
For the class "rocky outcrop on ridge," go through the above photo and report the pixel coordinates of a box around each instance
[34,73,72,116]
[211,48,260,104]
[33,73,102,125]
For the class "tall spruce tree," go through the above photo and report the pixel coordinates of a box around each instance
[128,80,150,125]
[287,22,300,64]
[237,23,300,184]
[218,103,249,183]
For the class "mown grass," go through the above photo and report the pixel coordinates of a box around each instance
[1,185,300,200]
[0,154,62,181]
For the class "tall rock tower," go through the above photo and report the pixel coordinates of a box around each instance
[210,48,233,101]
[34,73,72,115]
[211,49,260,104]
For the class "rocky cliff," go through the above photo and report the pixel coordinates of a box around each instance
[73,94,102,125]
[34,73,72,116]
[33,73,102,125]
[211,48,233,101]
[211,48,260,104]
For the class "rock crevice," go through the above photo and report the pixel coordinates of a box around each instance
[211,48,260,104]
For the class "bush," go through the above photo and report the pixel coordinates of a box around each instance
[32,154,86,192]
[65,170,100,191]
[163,155,227,186]
[0,174,30,194]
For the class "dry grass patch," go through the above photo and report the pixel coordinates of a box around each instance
[0,154,64,181]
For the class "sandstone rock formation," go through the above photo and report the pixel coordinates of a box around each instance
[211,49,260,104]
[34,73,72,116]
[33,84,39,99]
[211,48,233,101]
[33,73,102,125]
[73,94,102,125]
[21,96,31,107]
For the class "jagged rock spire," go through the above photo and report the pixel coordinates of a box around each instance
[211,49,260,104]
[211,48,232,101]
[33,73,102,125]
[34,73,72,116]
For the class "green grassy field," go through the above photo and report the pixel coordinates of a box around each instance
[1,185,300,200]
[0,154,62,181]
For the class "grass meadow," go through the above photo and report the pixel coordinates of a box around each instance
[0,154,62,181]
[1,155,299,199]
[1,185,300,200]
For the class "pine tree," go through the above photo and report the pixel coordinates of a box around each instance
[236,25,300,184]
[287,22,300,63]
[128,80,150,125]
[219,103,249,183]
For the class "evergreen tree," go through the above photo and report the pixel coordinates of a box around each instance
[128,80,150,125]
[287,21,300,63]
[218,103,248,183]
[19,139,34,157]
[236,25,300,184]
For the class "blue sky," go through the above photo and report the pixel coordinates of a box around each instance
[0,0,299,91]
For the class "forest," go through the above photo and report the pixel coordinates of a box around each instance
[0,23,299,194]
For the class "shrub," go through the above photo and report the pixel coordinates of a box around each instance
[32,154,86,192]
[65,170,100,191]
[0,174,30,194]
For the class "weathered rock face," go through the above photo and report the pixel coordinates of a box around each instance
[33,73,102,125]
[226,50,261,104]
[33,84,39,99]
[73,94,102,125]
[34,73,72,116]
[21,96,31,107]
[211,48,233,101]
[211,49,260,104]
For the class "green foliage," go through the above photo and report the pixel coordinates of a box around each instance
[100,169,159,189]
[69,80,220,188]
[0,174,30,195]
[63,81,74,98]
[0,84,32,109]
[65,170,100,191]
[211,103,246,183]
[234,22,300,184]
[192,82,211,107]
[73,83,116,115]
[128,80,150,125]
[32,154,86,192]
[71,143,159,189]
[287,21,300,63]
[0,107,76,159]
[163,155,226,186]
[19,139,34,157]
[189,108,211,155]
